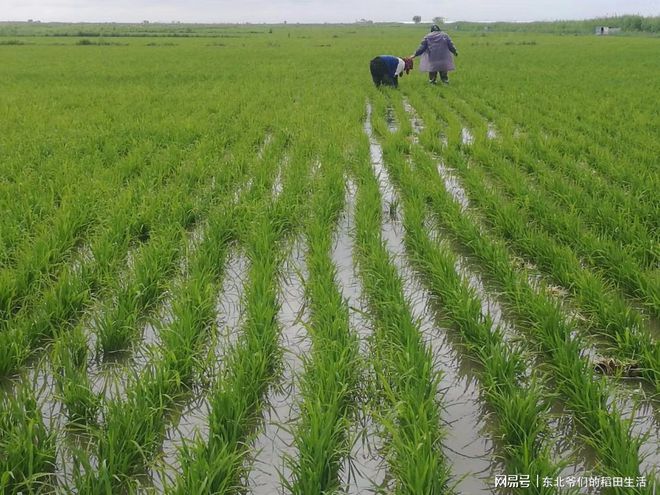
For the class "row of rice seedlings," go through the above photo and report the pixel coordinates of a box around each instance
[492,129,656,268]
[0,385,56,494]
[380,99,509,493]
[502,93,658,222]
[463,141,657,313]
[92,196,201,357]
[0,134,223,379]
[330,176,387,492]
[0,134,115,271]
[0,193,98,327]
[64,127,284,489]
[519,99,656,194]
[463,88,657,219]
[27,127,268,491]
[249,237,310,494]
[73,196,239,493]
[414,89,656,251]
[152,252,249,492]
[56,201,202,425]
[284,157,362,494]
[91,146,237,358]
[0,183,169,378]
[430,95,489,147]
[0,134,204,330]
[408,140,656,488]
[0,155,232,483]
[440,93,658,314]
[0,132,183,273]
[410,84,657,353]
[58,122,276,425]
[171,140,311,493]
[370,97,561,492]
[37,181,246,489]
[349,103,452,493]
[441,147,660,391]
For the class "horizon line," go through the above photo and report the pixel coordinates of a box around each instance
[1,15,656,26]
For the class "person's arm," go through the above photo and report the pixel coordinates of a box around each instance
[410,38,428,58]
[447,36,458,56]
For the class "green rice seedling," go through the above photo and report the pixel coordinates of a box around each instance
[451,60,658,239]
[73,144,268,477]
[0,196,97,326]
[0,135,225,379]
[438,146,659,392]
[78,128,292,492]
[404,137,654,490]
[0,386,56,494]
[370,101,561,493]
[74,363,184,492]
[350,131,453,493]
[285,160,362,494]
[92,176,214,358]
[460,140,658,315]
[94,228,182,356]
[174,219,284,493]
[52,325,100,427]
[482,126,657,269]
[172,144,313,493]
[75,211,238,492]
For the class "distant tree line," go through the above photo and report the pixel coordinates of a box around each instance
[434,15,660,34]
[0,15,658,37]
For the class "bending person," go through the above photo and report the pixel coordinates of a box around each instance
[370,55,413,88]
[410,24,458,84]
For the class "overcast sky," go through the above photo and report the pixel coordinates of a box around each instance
[1,0,658,24]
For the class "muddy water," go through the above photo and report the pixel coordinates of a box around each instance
[402,99,423,141]
[213,250,250,373]
[249,239,310,495]
[437,163,470,212]
[461,127,474,146]
[26,359,72,489]
[271,166,284,200]
[151,395,211,491]
[331,177,386,493]
[332,178,372,350]
[487,123,498,140]
[545,401,598,489]
[453,257,518,347]
[611,383,660,478]
[365,102,494,494]
[386,106,398,133]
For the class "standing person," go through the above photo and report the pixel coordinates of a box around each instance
[369,55,414,88]
[410,24,458,84]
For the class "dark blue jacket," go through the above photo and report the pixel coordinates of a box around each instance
[378,55,401,78]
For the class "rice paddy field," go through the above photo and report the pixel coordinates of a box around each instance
[0,23,658,494]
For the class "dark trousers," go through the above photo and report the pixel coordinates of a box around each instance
[370,57,398,88]
[429,71,449,82]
